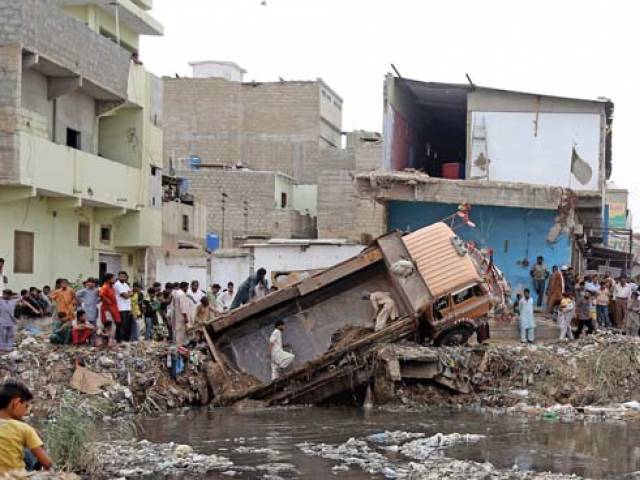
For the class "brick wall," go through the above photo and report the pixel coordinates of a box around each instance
[186,170,277,247]
[317,138,385,242]
[163,78,337,183]
[271,209,316,239]
[0,0,130,98]
[0,44,21,183]
[164,77,243,169]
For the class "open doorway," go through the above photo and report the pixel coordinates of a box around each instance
[98,253,122,283]
[385,78,468,178]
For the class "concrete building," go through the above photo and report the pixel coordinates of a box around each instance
[163,62,347,247]
[146,174,210,289]
[164,62,344,182]
[0,0,163,289]
[182,168,316,248]
[357,76,616,293]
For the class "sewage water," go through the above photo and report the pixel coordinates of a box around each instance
[139,406,640,479]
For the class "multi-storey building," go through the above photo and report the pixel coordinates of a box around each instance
[0,0,163,289]
[164,61,346,246]
[357,75,618,291]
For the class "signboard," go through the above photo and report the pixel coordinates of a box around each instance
[608,200,627,228]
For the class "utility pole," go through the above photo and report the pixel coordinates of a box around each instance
[243,199,249,235]
[221,189,228,248]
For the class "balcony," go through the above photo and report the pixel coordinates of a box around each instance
[1,0,131,99]
[18,131,142,211]
[57,0,163,36]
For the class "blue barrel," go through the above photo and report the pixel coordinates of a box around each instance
[206,233,220,251]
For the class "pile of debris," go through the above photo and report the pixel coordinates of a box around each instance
[377,332,640,412]
[298,431,582,479]
[88,440,234,478]
[0,333,211,419]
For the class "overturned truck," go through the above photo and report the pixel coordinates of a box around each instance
[204,222,497,406]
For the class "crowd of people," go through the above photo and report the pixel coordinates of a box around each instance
[0,263,285,474]
[0,268,267,353]
[517,256,640,343]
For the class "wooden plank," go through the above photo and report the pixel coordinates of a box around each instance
[209,287,299,333]
[297,248,383,296]
[377,233,431,313]
[202,327,231,380]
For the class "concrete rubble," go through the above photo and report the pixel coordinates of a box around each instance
[0,332,211,419]
[298,431,582,479]
[379,331,640,418]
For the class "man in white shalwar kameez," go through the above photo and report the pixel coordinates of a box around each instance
[269,320,295,380]
[362,291,398,332]
[519,288,536,343]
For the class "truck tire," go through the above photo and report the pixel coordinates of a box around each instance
[435,326,473,346]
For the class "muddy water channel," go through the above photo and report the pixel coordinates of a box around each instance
[138,406,640,479]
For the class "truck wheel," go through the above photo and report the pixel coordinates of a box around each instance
[435,327,473,346]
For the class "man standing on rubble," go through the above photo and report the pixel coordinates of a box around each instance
[362,291,399,331]
[614,276,632,329]
[269,320,295,380]
[530,256,549,309]
[519,288,536,343]
[172,282,192,346]
[114,271,133,342]
[627,292,640,337]
[230,268,269,310]
[0,290,19,352]
[546,266,564,317]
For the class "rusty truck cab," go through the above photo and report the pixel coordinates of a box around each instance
[399,223,492,346]
[421,282,491,345]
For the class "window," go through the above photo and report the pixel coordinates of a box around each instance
[182,215,189,232]
[432,296,450,321]
[66,128,81,150]
[100,225,112,244]
[453,284,485,305]
[280,192,288,209]
[14,231,34,274]
[78,222,90,247]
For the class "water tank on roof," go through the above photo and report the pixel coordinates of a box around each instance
[189,155,202,170]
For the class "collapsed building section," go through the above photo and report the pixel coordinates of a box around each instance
[202,222,499,405]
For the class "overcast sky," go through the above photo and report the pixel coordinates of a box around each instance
[141,0,639,227]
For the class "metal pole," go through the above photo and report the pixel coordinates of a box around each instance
[221,190,227,248]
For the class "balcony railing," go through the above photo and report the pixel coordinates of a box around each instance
[18,131,143,210]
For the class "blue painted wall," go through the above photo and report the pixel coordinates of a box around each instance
[387,201,571,295]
